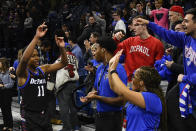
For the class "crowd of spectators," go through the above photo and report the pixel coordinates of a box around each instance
[0,0,194,64]
[1,0,196,131]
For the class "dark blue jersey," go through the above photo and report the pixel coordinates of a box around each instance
[18,67,49,112]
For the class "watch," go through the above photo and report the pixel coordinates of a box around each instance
[110,70,118,75]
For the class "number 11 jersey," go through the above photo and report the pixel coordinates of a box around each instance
[19,67,49,112]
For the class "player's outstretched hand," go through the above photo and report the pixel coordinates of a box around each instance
[35,22,48,38]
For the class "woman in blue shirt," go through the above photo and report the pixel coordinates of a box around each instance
[108,50,167,131]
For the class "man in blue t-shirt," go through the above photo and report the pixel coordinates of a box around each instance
[137,8,196,130]
[80,37,127,131]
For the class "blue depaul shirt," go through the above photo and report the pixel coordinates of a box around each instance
[90,59,101,68]
[94,63,127,112]
[148,22,196,114]
[126,92,162,131]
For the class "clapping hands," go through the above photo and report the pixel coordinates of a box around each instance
[80,91,98,103]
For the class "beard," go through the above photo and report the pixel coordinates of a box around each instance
[185,30,193,36]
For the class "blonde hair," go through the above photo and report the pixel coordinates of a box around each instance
[91,43,97,50]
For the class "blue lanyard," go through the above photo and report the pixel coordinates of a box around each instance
[97,65,108,94]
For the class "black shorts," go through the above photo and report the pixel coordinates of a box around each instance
[23,108,52,131]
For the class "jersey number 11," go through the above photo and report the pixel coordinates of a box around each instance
[38,85,45,97]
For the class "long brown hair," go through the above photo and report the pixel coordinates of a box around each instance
[0,57,9,72]
[137,66,167,131]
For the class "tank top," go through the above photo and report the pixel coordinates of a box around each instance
[20,67,49,112]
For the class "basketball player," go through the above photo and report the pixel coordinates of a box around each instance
[16,23,68,131]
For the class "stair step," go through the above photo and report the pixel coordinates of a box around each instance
[81,124,95,131]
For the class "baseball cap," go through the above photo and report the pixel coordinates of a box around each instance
[170,5,184,18]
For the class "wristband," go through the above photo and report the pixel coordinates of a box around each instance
[110,70,118,75]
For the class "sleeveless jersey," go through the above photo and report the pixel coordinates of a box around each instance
[19,67,49,112]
